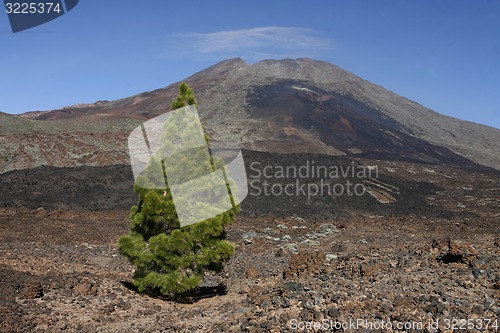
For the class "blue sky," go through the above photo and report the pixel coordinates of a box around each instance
[1,0,499,129]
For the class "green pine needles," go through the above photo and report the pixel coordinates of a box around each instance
[119,82,239,296]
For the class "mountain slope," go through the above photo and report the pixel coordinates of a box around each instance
[195,58,499,169]
[3,58,499,172]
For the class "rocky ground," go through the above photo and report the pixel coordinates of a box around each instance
[0,151,499,332]
[0,208,498,332]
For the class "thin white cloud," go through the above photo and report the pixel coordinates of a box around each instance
[171,26,332,60]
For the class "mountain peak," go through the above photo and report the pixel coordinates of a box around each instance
[10,57,499,171]
[186,58,248,81]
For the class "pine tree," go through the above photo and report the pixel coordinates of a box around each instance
[119,82,239,296]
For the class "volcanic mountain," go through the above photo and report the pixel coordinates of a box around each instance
[1,59,500,332]
[1,58,499,174]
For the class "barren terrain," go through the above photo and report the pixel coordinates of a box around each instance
[1,151,498,332]
[1,58,499,332]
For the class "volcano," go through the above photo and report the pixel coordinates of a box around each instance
[1,58,498,175]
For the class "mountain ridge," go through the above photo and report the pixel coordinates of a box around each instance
[2,58,499,172]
